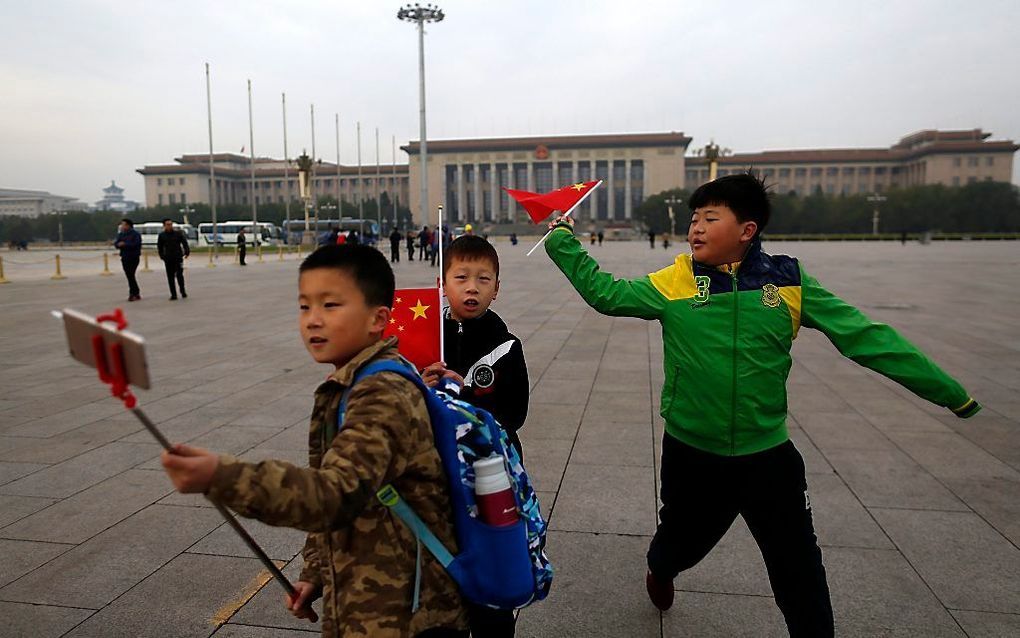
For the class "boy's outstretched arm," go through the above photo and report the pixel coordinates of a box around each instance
[800,266,980,418]
[199,375,417,531]
[544,221,667,320]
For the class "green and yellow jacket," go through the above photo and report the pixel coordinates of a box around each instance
[545,227,980,456]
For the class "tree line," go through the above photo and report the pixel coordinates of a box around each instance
[634,181,1020,235]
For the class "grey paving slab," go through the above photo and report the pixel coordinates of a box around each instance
[0,538,73,588]
[663,591,787,637]
[826,546,967,636]
[228,557,324,632]
[0,504,223,609]
[870,508,1020,614]
[0,600,94,638]
[809,473,895,550]
[516,531,660,638]
[516,436,572,494]
[950,610,1020,638]
[678,518,775,597]
[569,418,655,467]
[942,414,1020,473]
[823,447,970,511]
[0,494,56,528]
[519,403,585,441]
[788,427,834,475]
[941,476,1020,547]
[0,461,47,486]
[64,553,275,638]
[886,430,1020,483]
[0,469,172,544]
[550,463,656,535]
[1,400,126,439]
[0,441,161,498]
[188,517,306,562]
[214,625,319,637]
[0,418,142,465]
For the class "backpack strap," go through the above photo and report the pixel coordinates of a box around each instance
[333,358,456,612]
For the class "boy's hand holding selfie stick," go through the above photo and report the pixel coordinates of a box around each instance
[53,307,317,623]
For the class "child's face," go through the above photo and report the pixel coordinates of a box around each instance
[444,257,499,321]
[298,268,390,368]
[688,203,757,266]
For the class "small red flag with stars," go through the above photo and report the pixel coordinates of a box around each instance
[503,180,601,224]
[384,287,441,371]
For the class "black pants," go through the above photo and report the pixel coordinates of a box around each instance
[408,243,415,261]
[647,436,833,638]
[163,259,185,297]
[391,244,400,262]
[121,256,140,297]
[468,604,516,638]
[239,247,246,265]
[419,244,428,260]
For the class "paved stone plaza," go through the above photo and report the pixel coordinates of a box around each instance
[0,239,1018,637]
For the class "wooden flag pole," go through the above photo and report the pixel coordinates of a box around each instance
[525,180,602,256]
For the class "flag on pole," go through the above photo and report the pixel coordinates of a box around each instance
[503,181,600,224]
[384,287,441,370]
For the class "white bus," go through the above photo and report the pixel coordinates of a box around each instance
[134,222,198,249]
[282,218,380,245]
[197,221,281,247]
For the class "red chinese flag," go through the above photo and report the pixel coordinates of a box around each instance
[503,180,600,224]
[384,287,441,371]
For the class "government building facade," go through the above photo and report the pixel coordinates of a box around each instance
[138,128,1015,227]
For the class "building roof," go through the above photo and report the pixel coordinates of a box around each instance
[686,133,1019,166]
[401,132,692,155]
[137,160,409,178]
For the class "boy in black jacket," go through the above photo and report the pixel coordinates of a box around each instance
[422,235,529,637]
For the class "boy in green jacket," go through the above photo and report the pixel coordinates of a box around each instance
[544,173,980,637]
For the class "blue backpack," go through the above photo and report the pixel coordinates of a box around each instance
[337,359,553,610]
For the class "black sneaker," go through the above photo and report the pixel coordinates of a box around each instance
[169,295,178,301]
[646,571,674,611]
[181,291,188,298]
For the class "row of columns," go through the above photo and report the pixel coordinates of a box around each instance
[446,159,639,223]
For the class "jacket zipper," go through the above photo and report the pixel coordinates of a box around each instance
[730,270,739,456]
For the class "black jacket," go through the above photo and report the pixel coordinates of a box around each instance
[114,229,141,259]
[157,230,190,261]
[443,308,529,455]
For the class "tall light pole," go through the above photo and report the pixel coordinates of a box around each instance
[868,193,887,236]
[205,63,218,264]
[398,3,445,229]
[357,121,364,237]
[664,195,682,239]
[179,203,195,226]
[282,92,291,244]
[247,79,258,248]
[392,134,398,229]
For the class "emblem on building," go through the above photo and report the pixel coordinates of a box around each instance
[535,144,549,160]
[762,283,781,308]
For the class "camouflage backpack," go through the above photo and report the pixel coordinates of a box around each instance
[338,359,553,610]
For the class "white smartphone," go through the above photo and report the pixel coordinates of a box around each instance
[56,308,152,389]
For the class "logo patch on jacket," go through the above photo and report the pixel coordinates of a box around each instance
[472,364,495,388]
[762,284,781,308]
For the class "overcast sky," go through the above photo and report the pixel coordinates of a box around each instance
[3,0,1018,204]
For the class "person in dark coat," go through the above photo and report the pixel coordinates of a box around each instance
[237,230,247,265]
[114,218,142,301]
[157,219,190,300]
[389,228,402,263]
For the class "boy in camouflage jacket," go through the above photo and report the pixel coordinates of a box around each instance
[162,244,468,638]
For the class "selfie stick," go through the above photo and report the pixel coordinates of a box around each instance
[90,309,304,607]
[525,180,602,257]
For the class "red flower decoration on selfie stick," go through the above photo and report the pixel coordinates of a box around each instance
[92,308,137,409]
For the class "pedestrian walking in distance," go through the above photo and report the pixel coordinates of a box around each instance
[237,230,247,266]
[114,218,142,301]
[157,218,190,300]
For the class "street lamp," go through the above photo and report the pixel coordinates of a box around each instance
[398,3,444,230]
[867,193,887,236]
[296,151,315,245]
[178,204,195,226]
[664,195,682,239]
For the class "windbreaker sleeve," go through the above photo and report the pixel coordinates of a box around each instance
[206,373,418,531]
[544,227,667,320]
[799,264,980,418]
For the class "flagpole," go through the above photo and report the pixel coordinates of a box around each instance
[525,180,602,256]
[437,203,445,362]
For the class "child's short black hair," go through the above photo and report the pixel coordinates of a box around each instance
[299,244,395,308]
[443,235,499,278]
[688,171,771,237]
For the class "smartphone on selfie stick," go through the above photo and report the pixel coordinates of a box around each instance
[55,307,300,602]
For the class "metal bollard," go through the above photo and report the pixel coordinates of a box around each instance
[234,246,239,264]
[142,251,151,272]
[278,245,284,261]
[257,244,263,263]
[101,253,114,276]
[207,247,216,268]
[297,243,303,258]
[51,254,67,280]
[0,255,9,284]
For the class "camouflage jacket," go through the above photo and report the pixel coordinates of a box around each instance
[207,337,467,637]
